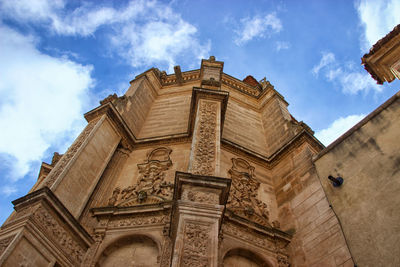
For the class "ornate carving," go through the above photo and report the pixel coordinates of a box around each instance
[222,223,275,250]
[108,147,174,206]
[191,101,218,176]
[182,223,210,267]
[160,237,173,267]
[108,214,167,228]
[227,158,271,226]
[33,206,85,263]
[182,189,219,204]
[277,254,290,267]
[0,235,15,256]
[43,118,100,188]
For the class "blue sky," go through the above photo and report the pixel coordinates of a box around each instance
[0,0,399,223]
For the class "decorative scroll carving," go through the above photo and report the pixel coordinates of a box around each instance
[222,223,275,250]
[182,223,210,267]
[182,189,219,204]
[0,235,15,256]
[43,118,100,188]
[227,158,271,226]
[108,147,174,206]
[277,254,290,267]
[191,101,218,176]
[32,206,85,263]
[108,214,167,228]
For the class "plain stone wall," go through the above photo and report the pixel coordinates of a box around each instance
[314,93,400,267]
[139,93,192,138]
[261,96,296,156]
[54,118,120,218]
[223,100,268,156]
[119,78,157,137]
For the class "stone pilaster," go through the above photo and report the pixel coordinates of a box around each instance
[188,88,228,177]
[170,172,230,267]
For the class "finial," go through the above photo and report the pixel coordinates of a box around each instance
[209,56,215,62]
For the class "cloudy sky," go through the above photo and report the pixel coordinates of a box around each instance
[0,0,399,223]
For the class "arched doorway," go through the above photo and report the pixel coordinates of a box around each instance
[96,235,159,266]
[223,248,271,267]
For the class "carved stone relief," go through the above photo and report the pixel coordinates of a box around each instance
[227,158,271,226]
[222,223,275,250]
[160,237,173,267]
[181,223,210,267]
[0,235,15,256]
[191,101,218,176]
[108,147,174,206]
[32,206,85,263]
[181,187,219,204]
[108,214,167,228]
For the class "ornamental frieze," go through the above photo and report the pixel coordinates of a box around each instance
[108,147,174,206]
[222,223,275,250]
[108,214,167,228]
[227,158,271,227]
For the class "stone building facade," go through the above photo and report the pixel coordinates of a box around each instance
[0,57,354,266]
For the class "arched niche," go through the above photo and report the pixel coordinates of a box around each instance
[222,248,272,267]
[96,235,160,267]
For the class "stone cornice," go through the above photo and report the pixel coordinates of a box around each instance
[221,129,324,169]
[361,24,400,84]
[84,102,135,151]
[91,202,172,217]
[224,210,292,242]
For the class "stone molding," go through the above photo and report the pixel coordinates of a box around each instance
[84,102,135,151]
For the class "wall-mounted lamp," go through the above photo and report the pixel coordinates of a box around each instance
[328,175,343,187]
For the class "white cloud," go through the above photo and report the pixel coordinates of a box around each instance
[312,51,381,94]
[1,185,18,197]
[276,41,290,51]
[0,0,210,71]
[312,52,335,75]
[234,13,282,45]
[356,0,400,52]
[316,114,366,146]
[0,25,93,180]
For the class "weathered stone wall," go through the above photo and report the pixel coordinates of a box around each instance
[273,141,353,267]
[118,77,157,137]
[261,96,297,156]
[314,92,400,267]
